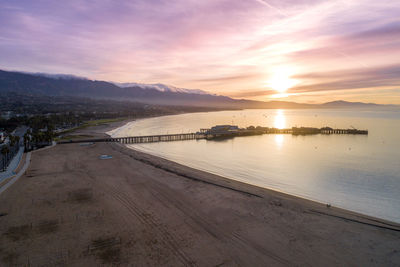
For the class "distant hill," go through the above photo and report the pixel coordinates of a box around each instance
[0,70,397,110]
[0,70,237,107]
[113,82,209,95]
[321,100,380,108]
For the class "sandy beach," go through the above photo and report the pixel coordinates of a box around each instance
[0,120,399,266]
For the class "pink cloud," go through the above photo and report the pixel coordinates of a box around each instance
[1,0,400,103]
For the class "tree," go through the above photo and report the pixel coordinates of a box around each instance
[44,128,53,143]
[23,133,31,151]
[1,145,9,158]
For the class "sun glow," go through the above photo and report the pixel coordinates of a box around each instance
[274,109,286,129]
[267,67,299,93]
[274,134,284,148]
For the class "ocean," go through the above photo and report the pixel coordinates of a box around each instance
[109,109,400,223]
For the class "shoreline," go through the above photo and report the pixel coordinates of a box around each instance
[112,142,400,230]
[0,117,399,265]
[109,118,400,227]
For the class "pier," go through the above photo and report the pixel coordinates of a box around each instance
[57,125,368,145]
[58,133,205,144]
[108,133,202,144]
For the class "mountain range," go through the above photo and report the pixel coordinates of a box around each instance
[113,82,209,95]
[0,69,397,110]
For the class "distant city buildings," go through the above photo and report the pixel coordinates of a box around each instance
[0,111,13,120]
[0,111,26,119]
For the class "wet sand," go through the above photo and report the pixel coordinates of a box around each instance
[0,120,399,266]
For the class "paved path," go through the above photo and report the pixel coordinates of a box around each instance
[0,142,55,184]
[0,125,28,181]
[0,146,24,182]
[0,152,31,196]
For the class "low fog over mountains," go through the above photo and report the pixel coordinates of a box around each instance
[113,82,209,95]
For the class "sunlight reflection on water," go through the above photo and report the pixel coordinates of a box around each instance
[274,134,284,148]
[110,109,400,223]
[274,109,286,129]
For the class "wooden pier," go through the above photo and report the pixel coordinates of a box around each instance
[57,126,368,145]
[58,133,206,144]
[110,133,203,144]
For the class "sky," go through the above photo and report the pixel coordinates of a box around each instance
[0,0,400,104]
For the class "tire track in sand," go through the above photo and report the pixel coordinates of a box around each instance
[145,180,291,266]
[88,172,195,267]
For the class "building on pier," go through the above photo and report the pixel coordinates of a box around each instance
[208,125,240,135]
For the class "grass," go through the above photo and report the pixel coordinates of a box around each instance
[59,117,128,135]
[55,117,129,140]
[54,134,93,141]
[79,117,127,129]
[84,117,127,126]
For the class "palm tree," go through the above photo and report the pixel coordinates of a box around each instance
[45,130,53,143]
[1,145,9,156]
[1,145,9,171]
[9,135,15,146]
[23,133,30,151]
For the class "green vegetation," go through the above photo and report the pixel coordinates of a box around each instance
[55,134,94,141]
[1,93,221,134]
[84,117,126,126]
[59,117,127,134]
[0,93,224,151]
[1,140,20,171]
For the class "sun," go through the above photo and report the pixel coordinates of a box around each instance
[267,67,299,93]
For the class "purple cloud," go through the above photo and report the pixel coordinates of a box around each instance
[291,64,400,92]
[0,0,399,103]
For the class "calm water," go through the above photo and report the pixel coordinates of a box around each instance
[109,109,400,223]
